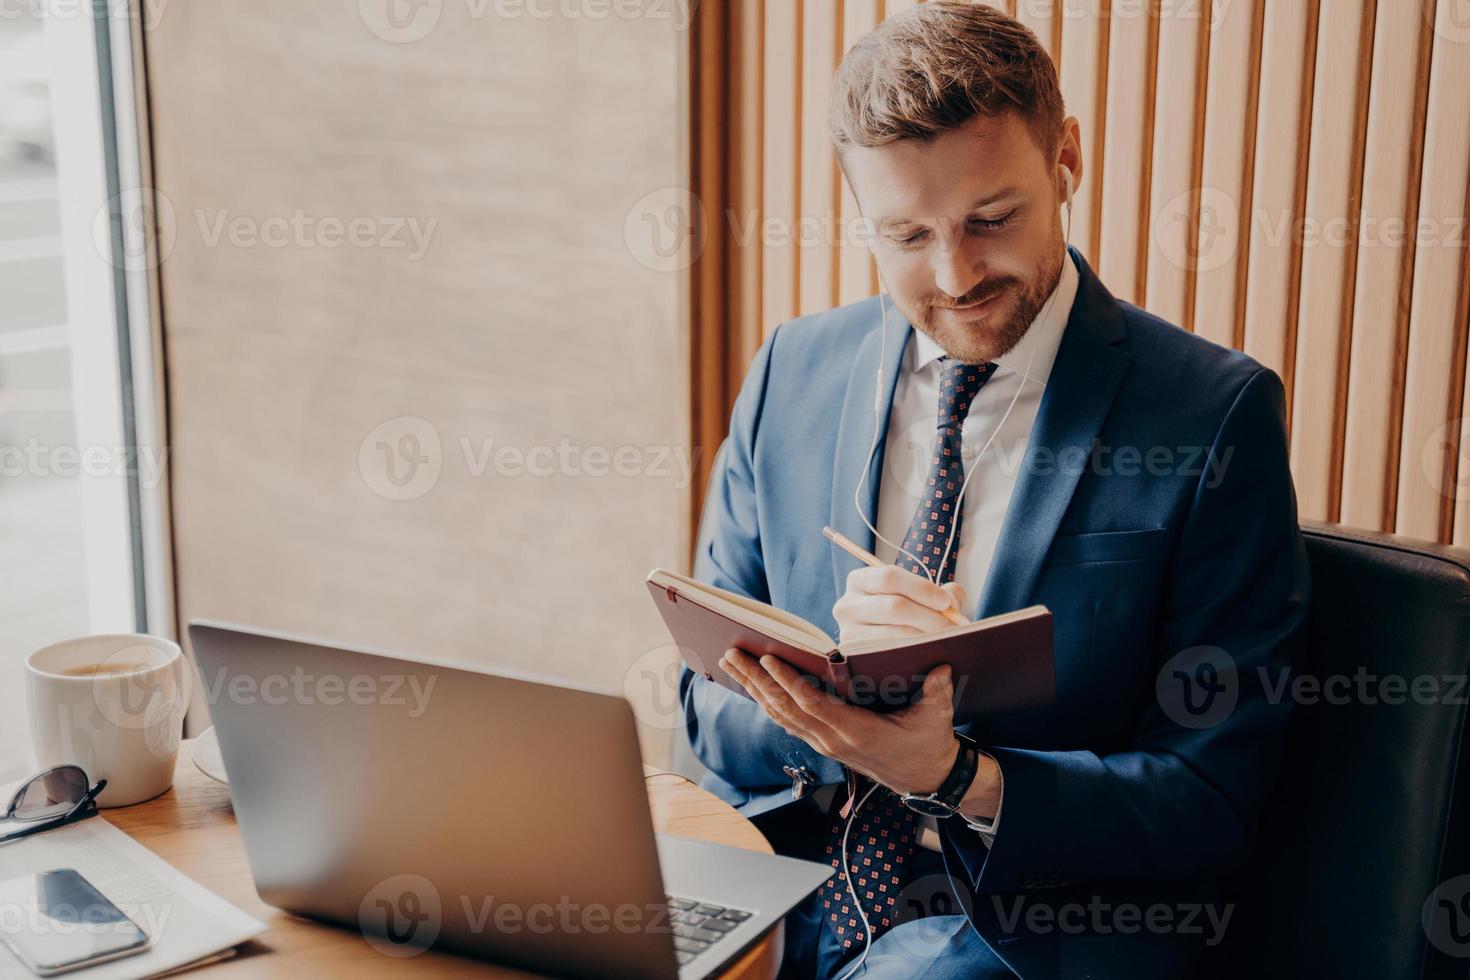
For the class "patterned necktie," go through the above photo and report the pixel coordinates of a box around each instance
[816,357,996,951]
[898,358,998,583]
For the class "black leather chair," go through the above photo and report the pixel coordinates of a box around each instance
[1221,521,1470,978]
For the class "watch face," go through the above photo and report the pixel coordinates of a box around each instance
[901,795,957,818]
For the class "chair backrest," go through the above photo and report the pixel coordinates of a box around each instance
[1223,522,1470,978]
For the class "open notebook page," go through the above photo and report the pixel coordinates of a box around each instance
[647,569,836,654]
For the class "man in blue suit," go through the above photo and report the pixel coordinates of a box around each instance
[679,4,1309,978]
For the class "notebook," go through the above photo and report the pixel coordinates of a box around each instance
[647,568,1054,722]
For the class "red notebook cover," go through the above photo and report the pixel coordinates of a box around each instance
[647,572,1053,723]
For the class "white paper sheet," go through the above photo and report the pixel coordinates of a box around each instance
[0,818,265,979]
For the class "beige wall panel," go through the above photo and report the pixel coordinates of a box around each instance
[799,0,843,315]
[1097,4,1158,304]
[729,0,766,385]
[1455,314,1470,546]
[1143,2,1210,327]
[1396,6,1470,541]
[763,0,802,335]
[838,0,884,305]
[1190,0,1261,349]
[1016,0,1062,65]
[1289,0,1373,522]
[1339,0,1433,532]
[1241,0,1317,383]
[1058,0,1109,266]
[146,1,692,758]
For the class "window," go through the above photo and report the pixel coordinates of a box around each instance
[0,2,167,784]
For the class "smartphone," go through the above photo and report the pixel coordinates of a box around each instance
[0,869,151,976]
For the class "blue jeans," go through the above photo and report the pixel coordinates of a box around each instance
[779,846,1015,979]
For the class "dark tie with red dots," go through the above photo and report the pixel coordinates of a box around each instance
[898,357,998,583]
[815,357,996,953]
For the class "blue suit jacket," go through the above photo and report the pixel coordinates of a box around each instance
[679,250,1310,976]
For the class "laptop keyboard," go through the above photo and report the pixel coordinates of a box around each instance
[665,895,755,966]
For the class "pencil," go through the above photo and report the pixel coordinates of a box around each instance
[822,526,969,626]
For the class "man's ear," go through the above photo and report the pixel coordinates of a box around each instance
[1056,116,1084,201]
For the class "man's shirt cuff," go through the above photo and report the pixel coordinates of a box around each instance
[962,750,1003,845]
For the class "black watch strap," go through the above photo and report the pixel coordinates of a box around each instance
[901,733,980,816]
[936,733,980,805]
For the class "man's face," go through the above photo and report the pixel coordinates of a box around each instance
[842,112,1078,365]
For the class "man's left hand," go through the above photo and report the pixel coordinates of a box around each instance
[719,649,959,796]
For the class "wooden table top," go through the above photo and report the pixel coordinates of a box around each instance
[100,743,780,978]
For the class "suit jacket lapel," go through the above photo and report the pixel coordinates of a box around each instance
[976,251,1133,618]
[829,303,912,598]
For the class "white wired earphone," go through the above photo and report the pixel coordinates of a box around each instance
[832,166,1074,980]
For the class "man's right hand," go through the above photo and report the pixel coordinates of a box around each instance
[832,565,967,644]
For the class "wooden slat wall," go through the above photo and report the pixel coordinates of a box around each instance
[1241,0,1317,386]
[691,0,1470,546]
[1056,1,1109,265]
[1289,0,1376,522]
[1191,0,1263,351]
[800,0,845,315]
[1143,1,1211,326]
[1097,4,1159,305]
[1403,0,1470,543]
[1340,0,1434,531]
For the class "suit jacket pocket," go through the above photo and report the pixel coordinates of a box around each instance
[1044,527,1170,566]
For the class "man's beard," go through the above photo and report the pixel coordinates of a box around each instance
[906,247,1066,366]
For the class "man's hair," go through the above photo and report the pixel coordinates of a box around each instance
[830,1,1066,160]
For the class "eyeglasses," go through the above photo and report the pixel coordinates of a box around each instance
[0,766,106,845]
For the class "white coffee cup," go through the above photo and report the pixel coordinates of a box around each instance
[26,634,189,808]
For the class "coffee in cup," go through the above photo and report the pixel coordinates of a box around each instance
[26,634,189,807]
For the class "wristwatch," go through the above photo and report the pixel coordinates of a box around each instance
[900,732,980,818]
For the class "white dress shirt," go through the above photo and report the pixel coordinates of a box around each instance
[873,252,1080,848]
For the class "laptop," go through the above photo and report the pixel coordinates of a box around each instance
[189,621,832,979]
